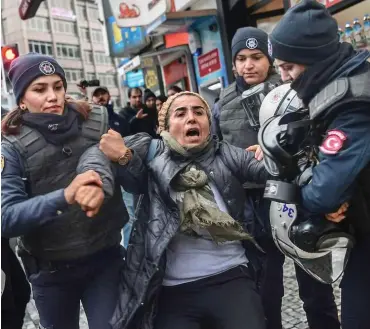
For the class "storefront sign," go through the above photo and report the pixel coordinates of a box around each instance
[144,68,159,90]
[107,0,168,28]
[124,69,145,88]
[197,49,221,77]
[107,16,147,57]
[163,58,188,86]
[121,55,141,74]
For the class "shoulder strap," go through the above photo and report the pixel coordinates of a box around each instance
[81,105,109,141]
[2,126,46,160]
[308,78,349,119]
[2,126,47,180]
[146,139,159,162]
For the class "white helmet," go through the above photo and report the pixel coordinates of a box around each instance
[258,84,353,284]
[259,83,303,127]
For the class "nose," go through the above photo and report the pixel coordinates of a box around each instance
[245,58,254,70]
[46,86,57,102]
[280,71,291,82]
[187,110,196,122]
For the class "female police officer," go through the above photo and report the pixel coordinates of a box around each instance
[1,53,128,329]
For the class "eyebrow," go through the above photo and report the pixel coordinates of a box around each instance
[31,79,63,87]
[236,51,264,57]
[174,105,205,112]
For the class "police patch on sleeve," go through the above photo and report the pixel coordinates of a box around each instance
[319,130,347,155]
[1,155,4,173]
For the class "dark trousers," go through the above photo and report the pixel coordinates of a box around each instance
[24,246,124,329]
[257,237,340,329]
[1,238,31,329]
[341,237,370,329]
[154,266,266,329]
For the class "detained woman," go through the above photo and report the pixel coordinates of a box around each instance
[100,91,269,329]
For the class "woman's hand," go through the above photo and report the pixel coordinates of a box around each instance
[246,144,264,161]
[64,170,102,204]
[100,129,128,162]
[325,202,349,223]
[75,185,105,218]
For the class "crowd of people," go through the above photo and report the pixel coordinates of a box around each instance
[1,1,369,329]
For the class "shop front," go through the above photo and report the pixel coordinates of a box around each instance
[103,0,230,103]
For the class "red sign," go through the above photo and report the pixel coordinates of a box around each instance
[198,49,221,78]
[325,0,343,8]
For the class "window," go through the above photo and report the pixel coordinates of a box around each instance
[80,28,90,42]
[27,17,50,32]
[86,73,97,80]
[91,29,103,43]
[94,52,112,65]
[56,44,80,59]
[64,69,83,83]
[53,20,77,35]
[88,6,99,20]
[99,74,117,87]
[50,0,72,9]
[29,40,53,56]
[84,51,93,64]
[77,5,87,20]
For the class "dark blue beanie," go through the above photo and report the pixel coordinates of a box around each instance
[8,53,67,105]
[231,27,273,64]
[269,0,339,65]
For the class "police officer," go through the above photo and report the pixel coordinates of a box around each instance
[91,86,130,137]
[269,1,370,328]
[212,27,340,329]
[1,53,134,329]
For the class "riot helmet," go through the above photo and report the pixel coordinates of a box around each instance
[240,79,283,130]
[258,85,354,284]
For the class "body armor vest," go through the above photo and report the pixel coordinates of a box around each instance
[309,70,370,236]
[219,74,281,149]
[3,105,127,261]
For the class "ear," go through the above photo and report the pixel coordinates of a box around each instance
[19,100,27,110]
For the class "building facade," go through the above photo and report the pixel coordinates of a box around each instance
[1,0,123,109]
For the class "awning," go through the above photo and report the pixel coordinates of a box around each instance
[145,9,217,36]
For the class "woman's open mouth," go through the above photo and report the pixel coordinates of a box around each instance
[186,128,200,137]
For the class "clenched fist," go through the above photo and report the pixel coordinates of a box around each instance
[99,129,128,162]
[75,185,105,218]
[64,170,102,204]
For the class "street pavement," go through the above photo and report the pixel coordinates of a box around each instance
[22,258,341,329]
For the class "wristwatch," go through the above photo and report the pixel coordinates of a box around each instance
[117,148,132,166]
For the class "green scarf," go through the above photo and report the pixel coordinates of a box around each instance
[161,131,253,243]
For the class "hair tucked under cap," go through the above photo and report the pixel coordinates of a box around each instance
[158,91,211,133]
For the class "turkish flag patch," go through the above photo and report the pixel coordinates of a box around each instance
[319,130,347,155]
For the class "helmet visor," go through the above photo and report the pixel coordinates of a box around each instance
[272,231,353,284]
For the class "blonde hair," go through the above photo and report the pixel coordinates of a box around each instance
[158,91,211,133]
